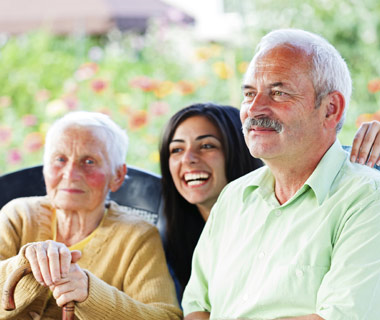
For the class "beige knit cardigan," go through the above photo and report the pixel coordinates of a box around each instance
[0,196,182,320]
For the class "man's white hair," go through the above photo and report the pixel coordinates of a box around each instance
[248,28,352,132]
[43,111,128,173]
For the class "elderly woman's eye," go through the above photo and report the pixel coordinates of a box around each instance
[84,159,95,165]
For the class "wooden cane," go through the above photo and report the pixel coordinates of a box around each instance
[2,264,75,320]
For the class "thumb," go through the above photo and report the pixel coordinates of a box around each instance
[71,250,82,263]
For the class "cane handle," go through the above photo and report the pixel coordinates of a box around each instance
[2,264,75,319]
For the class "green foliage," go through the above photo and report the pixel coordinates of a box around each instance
[0,2,380,174]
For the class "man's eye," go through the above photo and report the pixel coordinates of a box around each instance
[55,157,65,162]
[244,91,255,97]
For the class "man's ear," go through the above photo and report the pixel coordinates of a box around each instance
[322,91,345,130]
[110,164,127,192]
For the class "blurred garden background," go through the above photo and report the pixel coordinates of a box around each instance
[0,0,379,174]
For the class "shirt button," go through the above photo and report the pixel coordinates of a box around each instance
[258,251,266,259]
[296,269,304,277]
[275,209,281,216]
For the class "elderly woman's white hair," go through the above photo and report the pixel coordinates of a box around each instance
[247,28,352,132]
[43,111,128,173]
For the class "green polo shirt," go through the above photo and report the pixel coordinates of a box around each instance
[182,140,380,319]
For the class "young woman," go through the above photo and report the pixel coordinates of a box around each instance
[159,102,380,297]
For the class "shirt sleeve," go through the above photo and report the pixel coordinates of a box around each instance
[316,196,380,319]
[0,201,49,318]
[75,227,183,320]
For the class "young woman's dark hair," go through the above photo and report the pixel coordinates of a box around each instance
[159,102,263,297]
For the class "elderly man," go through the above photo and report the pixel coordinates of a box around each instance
[182,29,380,319]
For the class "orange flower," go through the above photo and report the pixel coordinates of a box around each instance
[212,61,233,79]
[176,80,196,95]
[154,81,174,98]
[356,113,375,127]
[130,76,159,92]
[373,110,380,121]
[91,78,108,93]
[128,110,148,131]
[368,79,380,93]
[24,132,44,153]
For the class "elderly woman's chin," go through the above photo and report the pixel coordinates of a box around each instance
[47,190,107,213]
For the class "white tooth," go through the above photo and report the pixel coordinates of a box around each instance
[188,180,204,186]
[184,172,210,181]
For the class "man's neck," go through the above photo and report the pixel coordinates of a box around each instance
[265,140,335,205]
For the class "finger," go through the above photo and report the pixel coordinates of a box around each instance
[46,241,61,283]
[51,265,88,306]
[25,245,44,285]
[366,133,380,167]
[59,246,72,279]
[36,242,52,286]
[357,121,380,165]
[351,123,369,163]
[70,250,82,264]
[52,282,75,307]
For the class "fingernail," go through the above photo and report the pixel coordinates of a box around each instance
[367,161,373,167]
[350,156,355,163]
[358,158,365,165]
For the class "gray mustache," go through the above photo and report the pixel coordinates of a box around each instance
[242,117,283,134]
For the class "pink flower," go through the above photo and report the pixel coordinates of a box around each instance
[7,149,22,165]
[129,76,159,92]
[35,89,50,102]
[0,126,12,145]
[74,62,98,81]
[91,79,108,93]
[24,132,44,153]
[22,114,38,127]
[150,101,170,116]
[62,95,78,110]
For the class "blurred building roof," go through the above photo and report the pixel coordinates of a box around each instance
[0,0,194,35]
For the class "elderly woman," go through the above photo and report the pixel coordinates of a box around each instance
[0,111,182,319]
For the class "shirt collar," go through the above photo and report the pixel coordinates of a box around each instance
[242,140,347,205]
[304,139,347,205]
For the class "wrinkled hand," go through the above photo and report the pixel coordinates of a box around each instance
[351,120,380,167]
[50,263,89,307]
[25,240,81,287]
